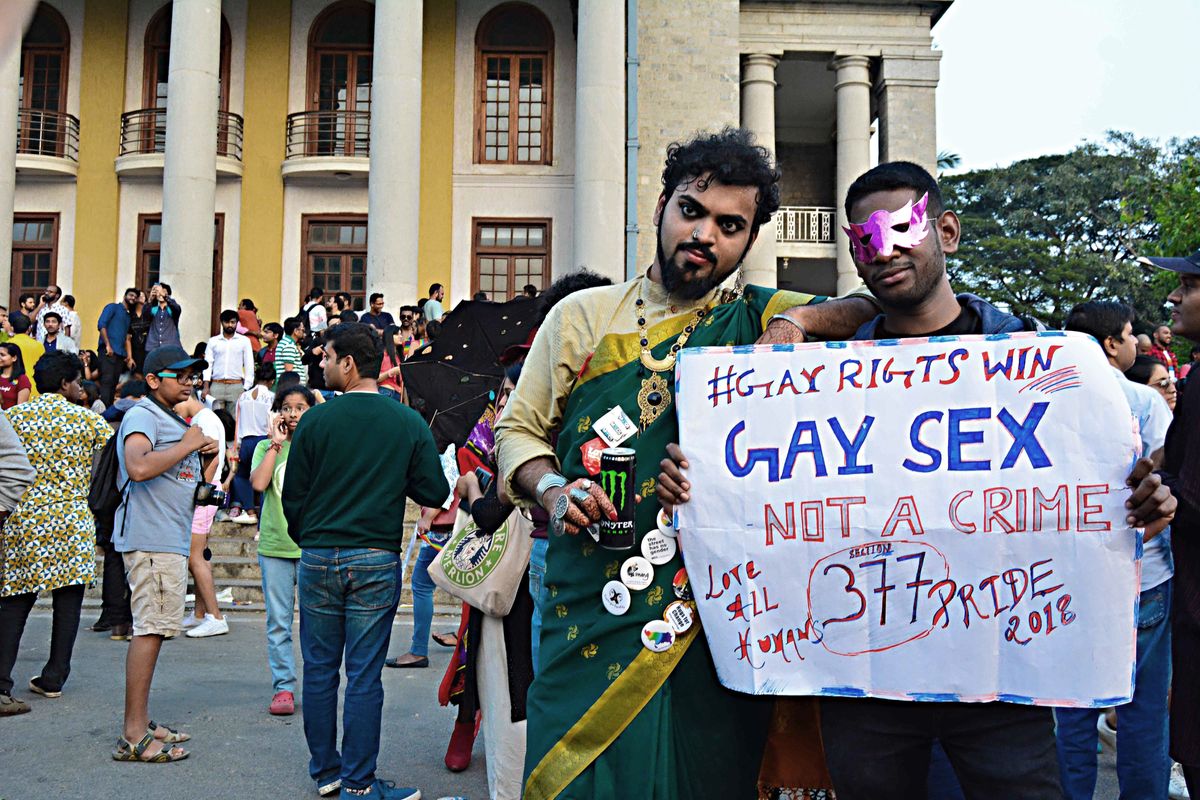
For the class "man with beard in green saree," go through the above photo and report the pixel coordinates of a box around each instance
[493,128,878,799]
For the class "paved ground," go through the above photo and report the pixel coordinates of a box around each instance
[0,611,486,800]
[0,610,1124,800]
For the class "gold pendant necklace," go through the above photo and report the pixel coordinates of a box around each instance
[634,285,708,430]
[635,289,708,373]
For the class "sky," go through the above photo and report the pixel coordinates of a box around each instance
[933,0,1200,172]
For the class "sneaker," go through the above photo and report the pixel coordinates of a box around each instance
[317,777,342,797]
[186,614,230,638]
[1171,762,1191,800]
[345,782,420,800]
[231,511,258,525]
[181,611,202,629]
[215,587,234,604]
[0,692,30,715]
[1096,712,1117,749]
[28,677,61,698]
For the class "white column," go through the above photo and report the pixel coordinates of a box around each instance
[0,0,37,305]
[160,0,220,346]
[876,52,942,176]
[572,0,625,281]
[367,0,422,307]
[832,55,872,296]
[739,53,779,288]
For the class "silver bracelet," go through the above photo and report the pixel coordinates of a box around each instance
[535,472,568,504]
[768,314,808,340]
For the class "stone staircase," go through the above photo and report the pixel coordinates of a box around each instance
[84,508,461,616]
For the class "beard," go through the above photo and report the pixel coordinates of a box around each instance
[656,229,732,302]
[864,251,947,312]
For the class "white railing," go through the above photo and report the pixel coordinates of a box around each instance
[777,206,836,244]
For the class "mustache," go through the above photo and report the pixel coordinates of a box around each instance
[676,243,717,265]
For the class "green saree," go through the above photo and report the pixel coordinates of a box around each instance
[523,285,826,799]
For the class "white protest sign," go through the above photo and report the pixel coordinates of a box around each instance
[675,331,1141,706]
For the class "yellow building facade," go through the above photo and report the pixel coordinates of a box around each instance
[6,0,948,348]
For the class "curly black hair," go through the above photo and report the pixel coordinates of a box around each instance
[660,127,781,231]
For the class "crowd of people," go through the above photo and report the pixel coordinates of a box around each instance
[0,127,1196,800]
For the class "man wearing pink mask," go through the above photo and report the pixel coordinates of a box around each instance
[659,161,1177,800]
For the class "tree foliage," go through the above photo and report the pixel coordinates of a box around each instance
[941,133,1200,331]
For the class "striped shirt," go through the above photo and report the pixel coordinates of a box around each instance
[273,336,306,385]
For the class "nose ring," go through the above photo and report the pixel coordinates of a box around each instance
[692,229,700,241]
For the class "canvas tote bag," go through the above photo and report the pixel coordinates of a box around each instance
[428,507,534,618]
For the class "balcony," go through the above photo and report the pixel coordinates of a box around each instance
[282,110,371,180]
[15,108,79,177]
[114,108,244,178]
[777,206,836,244]
[776,205,838,261]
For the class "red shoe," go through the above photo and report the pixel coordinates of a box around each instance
[269,691,295,716]
[444,720,476,772]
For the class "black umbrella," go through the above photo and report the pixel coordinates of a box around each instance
[401,298,542,451]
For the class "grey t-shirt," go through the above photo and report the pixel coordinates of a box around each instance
[113,398,201,556]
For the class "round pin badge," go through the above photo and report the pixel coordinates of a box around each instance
[601,580,631,616]
[640,619,676,653]
[640,531,678,566]
[620,556,655,591]
[672,567,693,601]
[664,600,694,634]
[656,508,678,538]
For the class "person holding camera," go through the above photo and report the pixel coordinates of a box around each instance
[111,345,218,763]
[144,283,182,352]
[175,389,230,639]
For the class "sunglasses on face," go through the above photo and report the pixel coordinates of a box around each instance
[1153,377,1177,389]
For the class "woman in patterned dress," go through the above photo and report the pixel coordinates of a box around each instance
[0,352,112,712]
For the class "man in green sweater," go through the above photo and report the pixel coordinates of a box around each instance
[282,322,448,800]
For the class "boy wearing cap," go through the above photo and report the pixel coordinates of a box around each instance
[111,345,219,763]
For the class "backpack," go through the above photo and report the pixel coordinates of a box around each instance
[89,434,128,546]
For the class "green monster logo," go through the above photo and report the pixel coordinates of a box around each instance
[600,468,627,508]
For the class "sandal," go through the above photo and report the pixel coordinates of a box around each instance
[149,720,191,743]
[112,730,189,763]
[432,632,458,648]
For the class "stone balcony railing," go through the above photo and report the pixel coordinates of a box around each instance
[776,206,836,244]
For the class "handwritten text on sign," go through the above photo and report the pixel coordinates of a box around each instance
[675,332,1141,706]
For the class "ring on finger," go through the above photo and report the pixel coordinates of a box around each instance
[569,487,592,504]
[580,479,593,491]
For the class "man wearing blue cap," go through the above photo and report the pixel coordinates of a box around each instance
[1141,248,1200,798]
[111,345,219,763]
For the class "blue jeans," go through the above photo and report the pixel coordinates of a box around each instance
[529,537,549,676]
[1056,580,1172,799]
[298,547,402,791]
[231,435,266,511]
[408,542,438,658]
[259,554,298,693]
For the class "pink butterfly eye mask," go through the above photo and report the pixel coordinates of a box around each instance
[842,193,931,263]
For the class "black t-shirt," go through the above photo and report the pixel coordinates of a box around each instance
[876,303,982,339]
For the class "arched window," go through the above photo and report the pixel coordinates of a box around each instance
[134,5,231,155]
[304,1,374,157]
[18,3,70,156]
[142,5,231,111]
[474,3,553,165]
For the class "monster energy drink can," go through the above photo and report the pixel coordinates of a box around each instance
[598,447,637,550]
